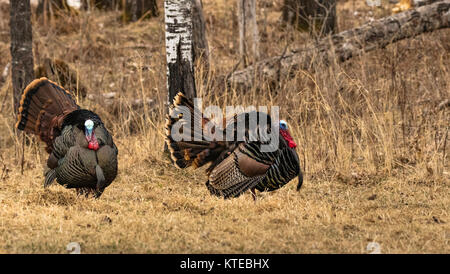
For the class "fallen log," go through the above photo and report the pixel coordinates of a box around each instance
[87,92,155,109]
[228,1,450,90]
[414,0,443,7]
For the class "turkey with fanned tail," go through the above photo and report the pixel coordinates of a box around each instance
[16,77,118,198]
[165,92,303,199]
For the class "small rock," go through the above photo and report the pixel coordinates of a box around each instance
[101,216,112,224]
[432,216,445,224]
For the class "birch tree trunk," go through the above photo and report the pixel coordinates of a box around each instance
[164,0,196,105]
[192,0,209,73]
[10,0,35,114]
[237,0,260,66]
[229,1,450,90]
[282,0,337,35]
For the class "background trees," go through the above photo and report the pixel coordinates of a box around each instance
[237,0,260,66]
[192,0,209,73]
[282,0,337,35]
[10,0,34,113]
[0,0,449,254]
[121,0,159,22]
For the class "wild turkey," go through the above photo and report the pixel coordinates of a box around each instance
[165,93,303,199]
[16,77,118,198]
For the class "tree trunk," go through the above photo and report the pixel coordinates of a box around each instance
[130,0,139,22]
[122,0,159,23]
[282,0,337,35]
[192,0,209,73]
[36,0,68,18]
[229,1,450,91]
[10,0,35,114]
[237,0,260,66]
[164,0,196,105]
[81,0,120,10]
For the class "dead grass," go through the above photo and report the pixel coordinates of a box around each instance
[0,0,448,253]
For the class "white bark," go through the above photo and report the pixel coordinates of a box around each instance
[164,0,196,103]
[165,0,193,65]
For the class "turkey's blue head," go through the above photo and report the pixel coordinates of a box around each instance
[279,120,297,149]
[85,119,99,151]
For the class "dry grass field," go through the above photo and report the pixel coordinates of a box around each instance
[0,0,448,253]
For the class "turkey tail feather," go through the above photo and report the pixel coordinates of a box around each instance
[16,77,79,152]
[165,92,228,170]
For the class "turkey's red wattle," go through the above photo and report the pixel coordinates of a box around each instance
[88,141,99,151]
[86,134,99,151]
[280,129,297,149]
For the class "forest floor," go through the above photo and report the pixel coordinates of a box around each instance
[0,0,448,253]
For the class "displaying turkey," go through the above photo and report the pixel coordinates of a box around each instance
[16,77,118,198]
[165,92,303,199]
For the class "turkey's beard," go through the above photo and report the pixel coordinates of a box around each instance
[280,129,297,149]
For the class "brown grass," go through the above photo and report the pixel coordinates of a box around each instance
[0,0,448,253]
